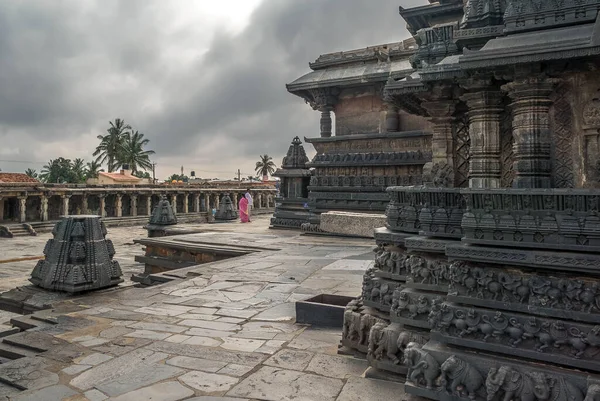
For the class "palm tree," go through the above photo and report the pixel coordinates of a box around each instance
[255,154,276,181]
[94,118,131,172]
[85,160,104,180]
[25,168,38,179]
[72,158,86,183]
[120,130,155,173]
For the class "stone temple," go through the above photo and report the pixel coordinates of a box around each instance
[336,0,600,400]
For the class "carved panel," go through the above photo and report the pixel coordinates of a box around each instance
[500,109,515,187]
[551,83,575,188]
[362,270,400,312]
[453,114,470,188]
[367,322,428,374]
[341,300,386,354]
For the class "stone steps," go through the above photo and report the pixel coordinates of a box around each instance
[10,315,55,332]
[0,342,38,360]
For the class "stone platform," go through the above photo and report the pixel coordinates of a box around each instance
[320,212,386,238]
[0,215,408,400]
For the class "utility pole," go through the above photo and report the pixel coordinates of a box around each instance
[152,163,156,183]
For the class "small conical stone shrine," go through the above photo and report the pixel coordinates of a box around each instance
[149,195,177,226]
[30,215,123,293]
[215,195,238,221]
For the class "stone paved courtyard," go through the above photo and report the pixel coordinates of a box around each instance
[0,216,407,400]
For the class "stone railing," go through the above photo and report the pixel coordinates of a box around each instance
[462,188,600,252]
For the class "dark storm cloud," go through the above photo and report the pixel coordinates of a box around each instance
[0,0,427,178]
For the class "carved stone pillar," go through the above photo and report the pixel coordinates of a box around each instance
[61,195,70,216]
[256,193,262,209]
[461,83,503,188]
[146,196,153,216]
[215,194,220,210]
[82,194,88,214]
[183,194,189,214]
[232,193,238,210]
[0,197,4,221]
[194,194,200,212]
[171,194,177,215]
[385,103,400,132]
[422,99,457,174]
[40,196,48,222]
[99,195,107,218]
[18,196,27,223]
[319,106,333,137]
[502,77,558,188]
[204,194,210,212]
[130,195,138,217]
[115,194,123,217]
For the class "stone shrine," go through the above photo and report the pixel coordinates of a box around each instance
[341,0,600,400]
[214,195,238,221]
[30,215,123,292]
[146,195,177,237]
[270,136,312,229]
[286,38,433,231]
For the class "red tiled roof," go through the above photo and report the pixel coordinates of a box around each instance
[98,171,141,182]
[0,173,39,183]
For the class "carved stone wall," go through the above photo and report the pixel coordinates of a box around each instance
[453,114,470,188]
[335,93,385,136]
[550,81,575,188]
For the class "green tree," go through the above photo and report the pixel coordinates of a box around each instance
[94,118,131,172]
[134,171,151,179]
[85,159,104,180]
[167,174,188,182]
[255,154,276,180]
[25,168,38,179]
[120,130,155,173]
[40,158,78,183]
[72,158,86,183]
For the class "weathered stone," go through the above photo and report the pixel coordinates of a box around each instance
[306,353,369,379]
[109,381,194,401]
[70,349,168,390]
[128,322,187,333]
[264,349,314,371]
[217,363,254,377]
[336,377,407,401]
[220,338,265,353]
[0,356,59,390]
[11,384,77,401]
[166,356,228,372]
[95,364,184,397]
[146,341,267,366]
[124,330,172,341]
[320,212,386,238]
[227,366,343,401]
[76,352,113,366]
[61,364,92,375]
[178,371,239,393]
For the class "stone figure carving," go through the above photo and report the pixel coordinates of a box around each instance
[403,342,440,390]
[585,382,600,401]
[423,162,453,187]
[342,300,361,343]
[486,366,551,401]
[440,356,484,400]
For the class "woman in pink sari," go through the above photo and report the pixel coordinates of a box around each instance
[239,195,249,223]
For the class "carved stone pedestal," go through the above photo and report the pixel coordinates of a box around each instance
[147,195,177,237]
[30,216,123,293]
[214,195,238,221]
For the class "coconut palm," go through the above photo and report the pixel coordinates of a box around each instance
[40,158,77,183]
[120,130,155,173]
[94,118,131,172]
[72,158,86,183]
[24,168,38,179]
[85,159,104,180]
[255,154,276,181]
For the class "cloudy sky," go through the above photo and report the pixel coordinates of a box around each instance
[0,0,425,180]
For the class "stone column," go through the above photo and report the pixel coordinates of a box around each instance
[215,194,220,210]
[319,106,333,137]
[502,77,558,188]
[115,194,123,217]
[171,194,177,215]
[232,193,238,210]
[183,194,189,214]
[0,197,4,221]
[130,195,138,217]
[146,196,153,216]
[82,194,88,214]
[385,103,400,132]
[461,81,504,188]
[61,195,70,216]
[204,194,210,212]
[194,194,200,212]
[256,193,262,209]
[18,196,27,223]
[422,99,456,171]
[40,196,48,222]
[99,195,107,218]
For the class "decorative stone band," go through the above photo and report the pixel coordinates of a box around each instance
[307,150,431,167]
[504,0,600,34]
[385,186,465,239]
[462,188,600,252]
[404,341,591,401]
[447,260,600,324]
[309,175,423,189]
[429,302,600,372]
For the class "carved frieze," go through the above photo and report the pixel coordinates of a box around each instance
[372,245,410,279]
[367,322,428,374]
[362,270,400,312]
[448,261,600,323]
[341,299,387,353]
[391,288,442,328]
[429,303,600,371]
[405,255,452,292]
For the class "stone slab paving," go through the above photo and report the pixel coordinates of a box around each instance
[0,216,403,399]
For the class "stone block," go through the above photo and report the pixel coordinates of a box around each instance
[320,212,386,238]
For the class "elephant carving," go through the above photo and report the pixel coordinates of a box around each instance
[585,383,600,401]
[486,366,550,401]
[403,342,440,390]
[440,355,484,400]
